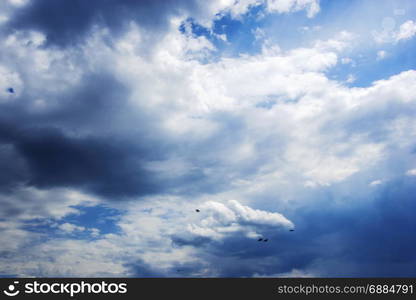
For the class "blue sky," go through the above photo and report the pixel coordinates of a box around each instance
[0,0,416,277]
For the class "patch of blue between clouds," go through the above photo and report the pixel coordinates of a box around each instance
[338,41,416,87]
[319,0,416,87]
[181,0,416,88]
[22,205,122,240]
[180,4,267,58]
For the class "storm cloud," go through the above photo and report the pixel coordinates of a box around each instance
[7,0,201,46]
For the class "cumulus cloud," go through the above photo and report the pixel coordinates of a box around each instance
[395,20,416,42]
[182,200,293,241]
[374,19,416,44]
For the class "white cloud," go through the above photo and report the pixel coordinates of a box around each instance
[216,0,321,20]
[58,223,86,233]
[374,20,416,44]
[0,187,98,221]
[341,57,353,65]
[180,0,320,28]
[376,50,387,60]
[395,20,416,41]
[187,200,294,240]
[90,228,101,237]
[369,179,383,186]
[346,74,356,83]
[107,24,416,191]
[254,268,317,277]
[58,223,102,238]
[8,0,29,7]
[299,25,322,33]
[406,169,416,176]
[2,238,131,277]
[0,221,36,252]
[266,0,320,18]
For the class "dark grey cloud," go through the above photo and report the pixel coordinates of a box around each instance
[125,259,168,277]
[171,235,212,247]
[0,66,227,199]
[0,143,27,192]
[0,69,169,199]
[0,122,161,198]
[0,59,242,198]
[7,0,202,47]
[258,178,416,277]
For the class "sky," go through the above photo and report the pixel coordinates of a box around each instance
[0,0,416,277]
